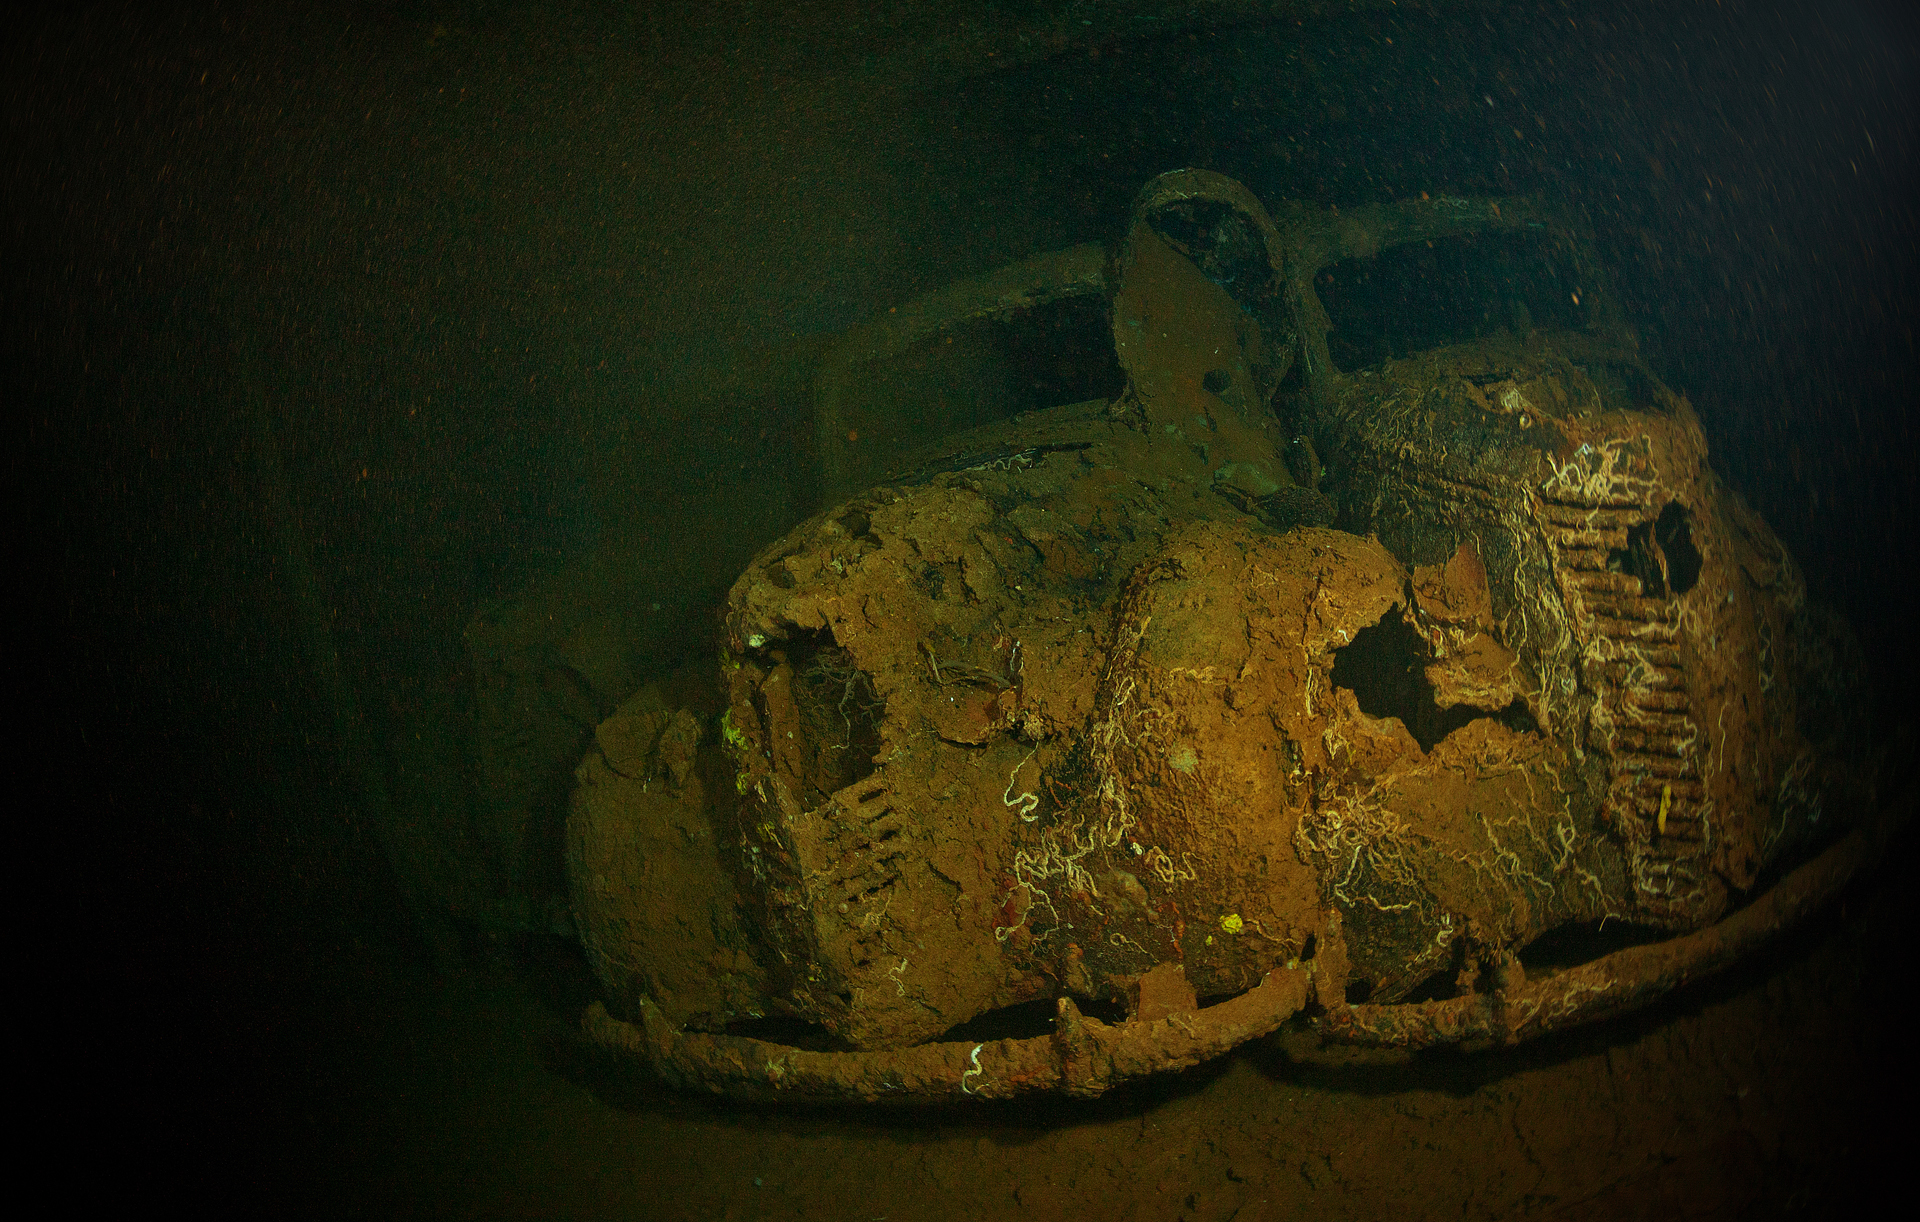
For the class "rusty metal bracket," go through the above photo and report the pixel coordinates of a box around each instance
[585,962,1310,1104]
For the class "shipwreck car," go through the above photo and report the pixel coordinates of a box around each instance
[557,170,1900,1102]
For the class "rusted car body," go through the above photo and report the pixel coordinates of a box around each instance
[567,171,1897,1101]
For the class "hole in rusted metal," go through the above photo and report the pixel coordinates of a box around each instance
[787,633,884,800]
[1329,607,1537,752]
[1610,501,1701,598]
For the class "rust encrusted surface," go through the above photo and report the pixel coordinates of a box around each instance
[568,685,771,1031]
[579,330,1859,1077]
[570,181,1874,1100]
[717,412,1262,1048]
[1322,334,1829,931]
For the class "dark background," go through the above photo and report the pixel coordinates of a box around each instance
[10,0,1915,1213]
